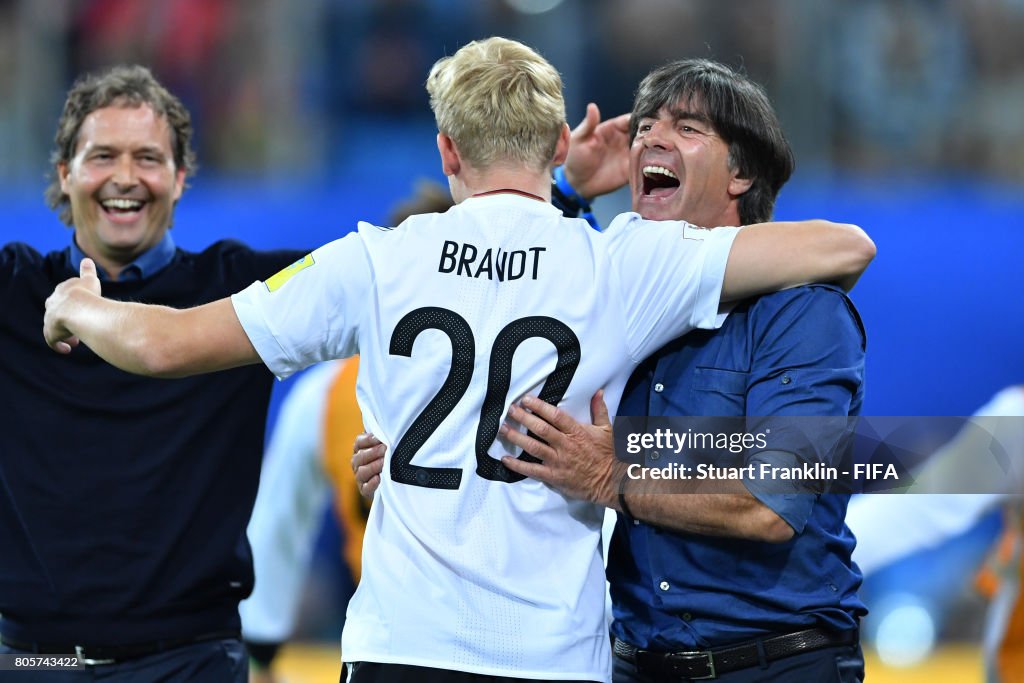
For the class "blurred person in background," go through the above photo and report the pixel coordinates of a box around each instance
[847,385,1024,683]
[42,36,874,683]
[243,357,366,683]
[242,181,453,683]
[0,64,305,682]
[356,57,870,683]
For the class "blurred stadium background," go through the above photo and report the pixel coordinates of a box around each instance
[2,0,1023,681]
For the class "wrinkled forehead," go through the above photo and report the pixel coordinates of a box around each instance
[76,103,173,151]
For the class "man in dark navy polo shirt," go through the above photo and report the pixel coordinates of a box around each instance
[0,65,303,681]
[499,59,867,682]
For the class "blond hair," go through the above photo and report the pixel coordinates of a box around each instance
[427,37,565,172]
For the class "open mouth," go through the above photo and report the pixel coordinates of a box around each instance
[642,165,680,197]
[100,197,146,217]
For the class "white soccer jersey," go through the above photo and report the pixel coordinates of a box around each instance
[231,193,738,681]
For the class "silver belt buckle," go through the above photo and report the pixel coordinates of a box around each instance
[75,644,116,666]
[696,651,717,680]
[692,651,716,679]
[678,650,717,680]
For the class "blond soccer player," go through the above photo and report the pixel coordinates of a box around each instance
[44,37,874,683]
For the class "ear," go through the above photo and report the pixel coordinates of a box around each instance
[728,172,753,199]
[58,161,70,194]
[552,123,571,167]
[437,133,461,177]
[172,167,186,202]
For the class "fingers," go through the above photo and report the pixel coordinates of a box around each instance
[506,400,566,446]
[590,389,611,427]
[351,433,386,496]
[353,431,383,455]
[609,112,631,133]
[595,113,631,140]
[499,422,553,460]
[43,318,78,353]
[500,455,549,482]
[354,447,384,500]
[518,395,580,433]
[358,473,381,500]
[352,442,386,476]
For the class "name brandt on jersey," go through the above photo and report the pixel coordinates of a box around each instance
[438,240,546,282]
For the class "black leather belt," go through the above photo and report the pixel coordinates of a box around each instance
[0,630,240,666]
[613,627,856,680]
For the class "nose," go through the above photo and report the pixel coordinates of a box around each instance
[643,119,672,150]
[111,154,137,189]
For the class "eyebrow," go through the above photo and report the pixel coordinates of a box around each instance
[637,107,713,128]
[665,107,712,126]
[86,144,167,156]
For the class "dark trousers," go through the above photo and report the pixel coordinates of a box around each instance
[612,643,864,683]
[0,639,247,683]
[342,661,602,683]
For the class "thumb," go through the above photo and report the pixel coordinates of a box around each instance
[80,257,102,295]
[80,257,98,280]
[573,102,600,138]
[591,389,611,427]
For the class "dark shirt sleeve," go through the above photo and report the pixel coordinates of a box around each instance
[0,243,27,289]
[246,248,309,281]
[0,246,11,289]
[741,286,866,533]
[213,241,308,289]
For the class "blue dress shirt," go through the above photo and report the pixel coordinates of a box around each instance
[70,232,177,281]
[608,284,868,650]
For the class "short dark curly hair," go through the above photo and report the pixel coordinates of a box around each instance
[46,64,197,226]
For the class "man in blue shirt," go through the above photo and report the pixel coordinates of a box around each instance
[352,59,867,681]
[498,59,867,682]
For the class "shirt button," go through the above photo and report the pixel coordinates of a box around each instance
[654,383,665,393]
[659,581,670,591]
[682,612,693,621]
[650,451,660,460]
[781,374,792,385]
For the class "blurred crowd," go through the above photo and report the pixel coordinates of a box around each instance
[2,0,1024,183]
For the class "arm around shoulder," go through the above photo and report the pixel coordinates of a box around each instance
[43,259,260,377]
[721,220,875,302]
[137,298,261,377]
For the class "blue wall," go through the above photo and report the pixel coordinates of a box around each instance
[775,177,1023,416]
[4,175,1021,417]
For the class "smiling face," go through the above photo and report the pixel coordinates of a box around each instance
[629,101,751,228]
[58,104,185,277]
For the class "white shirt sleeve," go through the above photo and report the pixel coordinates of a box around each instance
[239,362,340,643]
[231,234,372,379]
[605,213,738,362]
[847,493,1003,576]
